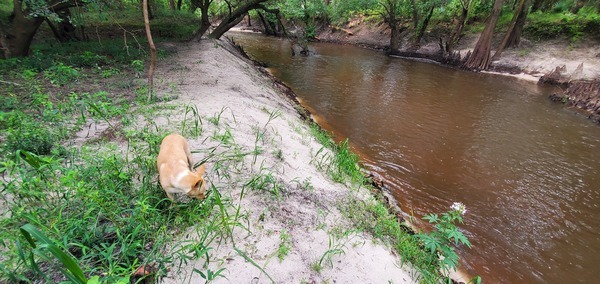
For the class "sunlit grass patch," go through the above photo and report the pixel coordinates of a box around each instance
[309,123,364,184]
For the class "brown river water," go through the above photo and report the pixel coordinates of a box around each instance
[229,32,600,283]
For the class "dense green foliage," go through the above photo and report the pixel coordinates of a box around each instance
[525,6,600,39]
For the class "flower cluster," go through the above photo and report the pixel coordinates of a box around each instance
[451,202,467,215]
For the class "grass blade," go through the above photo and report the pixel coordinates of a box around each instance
[233,247,275,284]
[20,224,87,284]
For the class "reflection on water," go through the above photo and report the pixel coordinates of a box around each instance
[230,32,600,283]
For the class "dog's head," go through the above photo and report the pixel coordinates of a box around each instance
[187,164,207,199]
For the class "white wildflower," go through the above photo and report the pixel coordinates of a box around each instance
[451,202,467,215]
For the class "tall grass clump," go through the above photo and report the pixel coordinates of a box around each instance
[309,123,364,184]
[0,135,220,282]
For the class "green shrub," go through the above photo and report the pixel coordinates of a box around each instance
[526,10,600,40]
[44,63,80,86]
[71,51,110,67]
[5,117,56,155]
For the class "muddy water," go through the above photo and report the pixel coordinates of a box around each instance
[230,32,600,283]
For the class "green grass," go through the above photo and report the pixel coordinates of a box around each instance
[309,123,364,184]
[0,121,223,282]
[0,23,225,282]
[82,4,199,40]
[339,196,440,283]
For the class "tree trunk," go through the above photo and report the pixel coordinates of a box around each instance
[143,0,157,100]
[140,0,154,19]
[409,0,419,29]
[381,0,402,54]
[531,0,552,12]
[177,0,183,10]
[46,9,79,43]
[446,5,469,53]
[209,15,246,39]
[168,0,175,10]
[257,11,276,36]
[531,0,542,12]
[389,24,400,54]
[1,0,45,58]
[192,0,212,41]
[462,0,504,70]
[413,4,434,48]
[208,0,268,39]
[492,0,529,60]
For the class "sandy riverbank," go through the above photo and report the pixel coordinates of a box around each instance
[145,39,419,283]
[312,18,600,82]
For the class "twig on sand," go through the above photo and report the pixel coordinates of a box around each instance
[0,80,21,86]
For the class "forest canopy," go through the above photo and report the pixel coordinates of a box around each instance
[1,0,599,59]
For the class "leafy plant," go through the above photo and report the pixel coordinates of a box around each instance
[277,230,292,261]
[44,63,79,86]
[415,202,472,277]
[18,223,88,284]
[5,117,57,155]
[194,267,227,283]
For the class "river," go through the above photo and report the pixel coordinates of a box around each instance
[229,31,600,283]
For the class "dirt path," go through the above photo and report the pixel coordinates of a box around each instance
[149,39,417,283]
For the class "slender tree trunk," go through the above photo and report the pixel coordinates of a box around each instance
[140,0,154,19]
[463,0,504,70]
[46,9,79,43]
[257,11,275,35]
[413,4,434,47]
[46,19,63,42]
[446,5,469,53]
[492,0,529,60]
[143,0,157,100]
[530,0,544,12]
[389,23,400,54]
[177,0,183,10]
[168,0,175,10]
[409,0,419,29]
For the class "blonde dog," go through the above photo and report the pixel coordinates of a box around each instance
[157,133,207,200]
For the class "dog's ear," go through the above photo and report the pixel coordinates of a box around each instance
[193,179,203,190]
[195,164,206,175]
